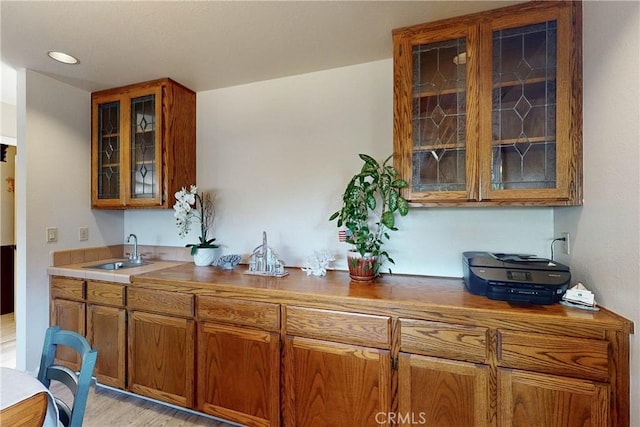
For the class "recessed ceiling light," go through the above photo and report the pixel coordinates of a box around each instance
[47,51,79,65]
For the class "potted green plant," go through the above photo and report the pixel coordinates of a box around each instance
[329,154,409,282]
[173,185,220,266]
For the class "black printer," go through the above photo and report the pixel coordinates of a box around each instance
[462,251,571,305]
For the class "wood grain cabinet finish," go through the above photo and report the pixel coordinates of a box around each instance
[283,336,391,427]
[51,265,633,427]
[51,278,128,388]
[498,369,609,426]
[197,322,280,427]
[91,78,196,209]
[400,318,488,363]
[128,286,194,317]
[497,330,610,382]
[283,307,392,426]
[87,304,126,388]
[85,280,127,388]
[393,1,583,206]
[50,295,85,371]
[127,310,195,408]
[285,306,391,349]
[196,296,281,426]
[197,295,280,332]
[398,353,489,427]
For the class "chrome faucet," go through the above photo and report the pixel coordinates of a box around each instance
[127,234,140,262]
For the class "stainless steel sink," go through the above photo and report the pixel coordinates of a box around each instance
[83,260,151,270]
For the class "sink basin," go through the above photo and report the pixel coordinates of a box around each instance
[84,260,152,270]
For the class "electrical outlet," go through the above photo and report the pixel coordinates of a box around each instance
[561,232,570,255]
[79,227,89,241]
[46,227,58,243]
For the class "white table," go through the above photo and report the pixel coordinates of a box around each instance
[0,367,58,426]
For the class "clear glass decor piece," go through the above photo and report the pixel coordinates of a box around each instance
[245,231,288,277]
[301,250,335,277]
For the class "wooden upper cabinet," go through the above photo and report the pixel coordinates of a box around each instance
[91,78,196,209]
[393,1,582,206]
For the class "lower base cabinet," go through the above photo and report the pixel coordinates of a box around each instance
[50,271,632,427]
[283,336,391,427]
[398,354,489,427]
[127,310,195,408]
[197,322,280,426]
[50,298,85,371]
[498,369,610,426]
[86,305,126,388]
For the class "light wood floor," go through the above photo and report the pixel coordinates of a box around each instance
[1,312,16,368]
[1,313,236,426]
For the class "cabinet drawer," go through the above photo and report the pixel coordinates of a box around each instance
[86,281,126,307]
[197,295,280,332]
[498,330,610,382]
[400,319,488,364]
[51,277,85,301]
[128,287,194,318]
[285,306,390,349]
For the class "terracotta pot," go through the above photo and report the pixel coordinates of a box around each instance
[346,251,378,283]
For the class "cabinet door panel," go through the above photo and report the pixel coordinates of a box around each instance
[92,93,126,208]
[283,336,390,427]
[87,304,126,389]
[198,323,280,427]
[128,311,194,407]
[498,368,609,427]
[125,86,163,207]
[393,22,480,203]
[398,353,489,427]
[50,299,85,371]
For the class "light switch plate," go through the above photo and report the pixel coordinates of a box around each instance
[46,227,58,243]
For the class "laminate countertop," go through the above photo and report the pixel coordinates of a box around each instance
[128,264,633,335]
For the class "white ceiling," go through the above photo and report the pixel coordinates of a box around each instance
[1,1,524,104]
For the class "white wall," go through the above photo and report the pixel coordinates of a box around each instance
[554,2,639,424]
[2,102,17,138]
[17,70,124,371]
[126,59,554,278]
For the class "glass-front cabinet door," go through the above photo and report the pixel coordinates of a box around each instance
[93,94,125,207]
[126,87,162,206]
[394,22,479,203]
[92,87,163,208]
[393,1,582,206]
[479,6,578,203]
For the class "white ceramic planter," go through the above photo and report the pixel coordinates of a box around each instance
[192,247,218,266]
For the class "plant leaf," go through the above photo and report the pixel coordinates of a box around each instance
[381,211,395,229]
[397,197,409,216]
[392,179,408,189]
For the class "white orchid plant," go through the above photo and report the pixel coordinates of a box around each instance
[173,185,219,255]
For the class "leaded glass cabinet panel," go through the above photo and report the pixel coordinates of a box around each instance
[96,100,122,202]
[479,4,581,204]
[393,22,480,203]
[393,1,582,206]
[126,87,162,206]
